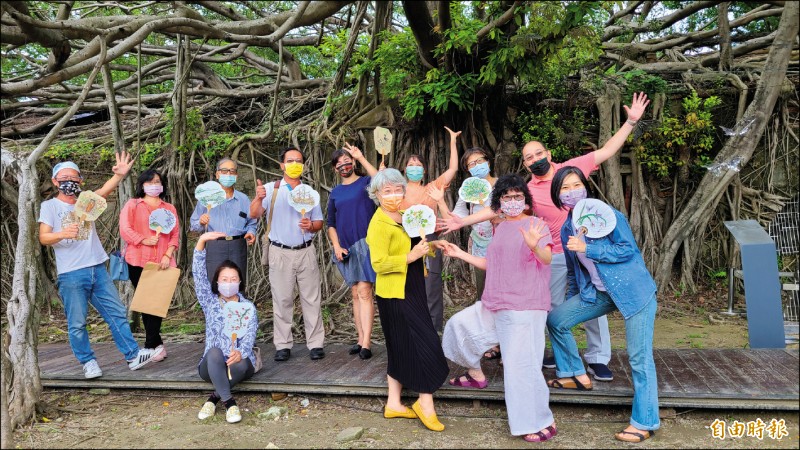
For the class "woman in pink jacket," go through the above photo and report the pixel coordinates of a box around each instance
[120,169,180,360]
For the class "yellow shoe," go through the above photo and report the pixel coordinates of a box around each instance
[384,405,417,419]
[412,400,444,432]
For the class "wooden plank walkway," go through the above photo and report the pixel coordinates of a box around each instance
[39,343,799,411]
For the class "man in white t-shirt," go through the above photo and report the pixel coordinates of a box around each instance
[38,154,164,379]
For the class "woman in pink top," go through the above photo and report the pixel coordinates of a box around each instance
[120,169,180,359]
[437,174,557,443]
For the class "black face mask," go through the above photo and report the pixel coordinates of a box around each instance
[336,163,354,178]
[58,180,82,196]
[528,157,551,176]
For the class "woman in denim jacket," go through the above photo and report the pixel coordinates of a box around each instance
[546,166,659,443]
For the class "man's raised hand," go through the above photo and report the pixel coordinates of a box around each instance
[623,92,651,123]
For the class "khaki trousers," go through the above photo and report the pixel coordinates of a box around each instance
[268,243,325,350]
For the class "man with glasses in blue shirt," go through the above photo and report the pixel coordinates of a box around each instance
[190,158,258,287]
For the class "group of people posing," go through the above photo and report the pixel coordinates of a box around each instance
[39,93,658,442]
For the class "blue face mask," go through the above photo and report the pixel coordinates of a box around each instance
[406,166,424,182]
[468,162,490,178]
[219,175,237,187]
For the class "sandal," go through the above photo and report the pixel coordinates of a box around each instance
[523,424,558,442]
[547,375,593,391]
[448,372,488,389]
[615,429,655,443]
[483,347,501,360]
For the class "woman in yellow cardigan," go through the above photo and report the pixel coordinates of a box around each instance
[365,168,450,432]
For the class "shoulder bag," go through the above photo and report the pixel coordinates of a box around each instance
[260,180,281,266]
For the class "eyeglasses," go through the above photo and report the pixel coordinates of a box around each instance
[285,159,303,164]
[523,150,547,163]
[466,157,488,169]
[501,194,525,202]
[218,168,238,175]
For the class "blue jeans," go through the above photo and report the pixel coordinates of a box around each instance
[549,253,611,364]
[547,291,660,430]
[57,263,139,364]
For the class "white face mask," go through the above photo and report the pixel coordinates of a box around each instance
[218,281,240,298]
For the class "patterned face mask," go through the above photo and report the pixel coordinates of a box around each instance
[336,163,354,178]
[500,199,526,217]
[58,180,82,196]
[559,187,587,209]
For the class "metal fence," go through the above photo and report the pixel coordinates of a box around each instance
[768,197,799,342]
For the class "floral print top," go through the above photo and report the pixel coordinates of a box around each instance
[193,249,258,366]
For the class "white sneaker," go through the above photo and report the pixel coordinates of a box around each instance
[127,347,164,370]
[151,344,167,362]
[83,359,102,379]
[226,405,242,423]
[198,401,216,420]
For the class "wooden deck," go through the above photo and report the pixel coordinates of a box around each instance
[39,343,799,410]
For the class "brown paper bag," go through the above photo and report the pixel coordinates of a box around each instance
[130,262,180,318]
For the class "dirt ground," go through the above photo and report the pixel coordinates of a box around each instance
[14,389,800,449]
[14,290,800,449]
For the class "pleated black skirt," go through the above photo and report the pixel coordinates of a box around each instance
[376,240,449,394]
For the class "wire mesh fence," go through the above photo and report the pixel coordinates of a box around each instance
[768,197,799,343]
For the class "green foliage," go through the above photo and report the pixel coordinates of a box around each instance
[630,90,722,177]
[482,2,600,87]
[318,28,371,84]
[402,70,479,119]
[661,1,781,34]
[365,2,601,119]
[515,108,595,161]
[371,30,422,101]
[159,106,235,162]
[519,28,603,97]
[44,140,114,163]
[619,69,669,101]
[137,142,161,169]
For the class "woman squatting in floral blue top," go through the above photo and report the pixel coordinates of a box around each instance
[193,231,259,424]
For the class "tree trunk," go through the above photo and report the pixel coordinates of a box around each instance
[1,324,13,449]
[102,62,137,315]
[653,1,799,292]
[2,38,107,430]
[4,158,43,430]
[718,2,732,72]
[595,82,627,214]
[629,151,663,272]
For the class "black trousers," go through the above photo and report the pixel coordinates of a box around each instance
[128,264,164,349]
[425,247,444,333]
[205,238,248,289]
